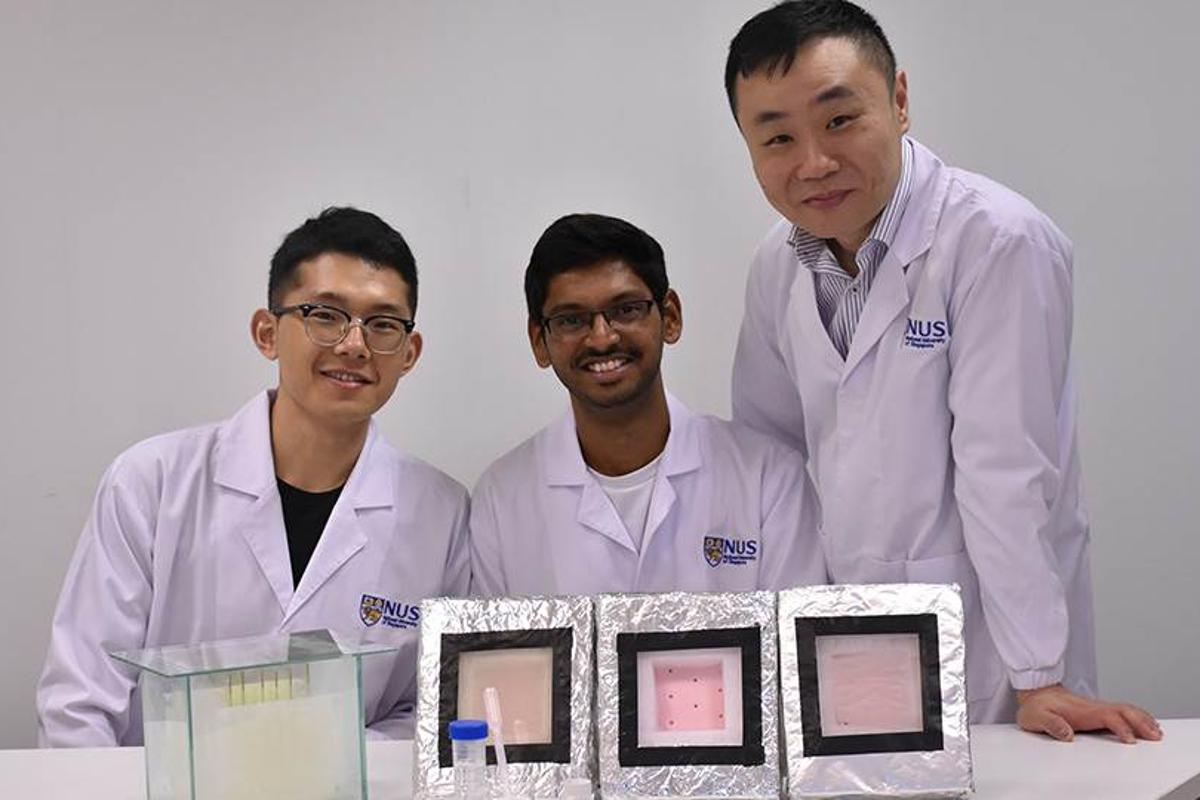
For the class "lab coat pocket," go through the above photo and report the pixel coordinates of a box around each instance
[827,550,907,585]
[904,550,1004,706]
[902,549,972,588]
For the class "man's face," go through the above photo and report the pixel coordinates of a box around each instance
[252,252,421,428]
[528,260,681,414]
[734,36,909,253]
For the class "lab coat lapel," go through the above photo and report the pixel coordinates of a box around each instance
[842,139,949,382]
[214,392,294,616]
[841,249,910,379]
[641,395,703,551]
[285,422,391,621]
[787,263,845,377]
[578,482,632,550]
[541,407,631,551]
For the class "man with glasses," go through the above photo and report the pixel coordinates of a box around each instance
[469,213,826,596]
[37,207,469,745]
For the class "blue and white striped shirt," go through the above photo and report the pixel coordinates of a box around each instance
[788,138,914,359]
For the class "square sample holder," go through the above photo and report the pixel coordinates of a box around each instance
[413,595,595,799]
[779,583,973,799]
[596,590,779,799]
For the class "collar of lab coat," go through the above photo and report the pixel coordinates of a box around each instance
[211,391,397,619]
[831,137,953,377]
[888,137,951,267]
[212,390,394,510]
[540,391,703,487]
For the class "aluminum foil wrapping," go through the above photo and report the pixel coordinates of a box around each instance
[413,595,595,799]
[596,591,780,799]
[778,583,972,799]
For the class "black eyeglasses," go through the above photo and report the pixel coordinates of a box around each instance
[541,299,658,340]
[271,303,415,354]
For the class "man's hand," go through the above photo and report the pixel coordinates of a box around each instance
[1016,684,1162,743]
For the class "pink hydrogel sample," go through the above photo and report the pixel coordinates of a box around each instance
[816,633,924,737]
[653,660,727,732]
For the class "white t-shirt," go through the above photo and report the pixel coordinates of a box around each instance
[587,451,664,553]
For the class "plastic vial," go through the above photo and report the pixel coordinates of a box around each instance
[449,719,489,799]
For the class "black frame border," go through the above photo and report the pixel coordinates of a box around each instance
[437,627,574,767]
[616,626,765,767]
[794,614,944,756]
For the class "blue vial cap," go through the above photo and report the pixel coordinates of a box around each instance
[449,719,489,741]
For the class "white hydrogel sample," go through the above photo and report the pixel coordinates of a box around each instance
[815,632,924,737]
[188,672,360,800]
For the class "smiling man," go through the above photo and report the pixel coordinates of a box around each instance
[469,213,826,596]
[725,0,1158,741]
[37,207,469,746]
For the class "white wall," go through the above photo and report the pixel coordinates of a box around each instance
[1,0,1196,748]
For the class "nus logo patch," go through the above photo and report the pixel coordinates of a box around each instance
[903,318,948,350]
[359,594,421,629]
[702,535,759,568]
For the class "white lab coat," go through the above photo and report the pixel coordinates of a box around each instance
[469,394,827,596]
[732,138,1097,722]
[37,391,470,746]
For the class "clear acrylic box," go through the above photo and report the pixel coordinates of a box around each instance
[111,629,394,800]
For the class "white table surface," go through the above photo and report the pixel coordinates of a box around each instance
[1,719,1197,799]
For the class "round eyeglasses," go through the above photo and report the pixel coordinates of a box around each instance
[271,303,415,354]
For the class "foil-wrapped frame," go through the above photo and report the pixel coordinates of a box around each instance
[778,583,973,799]
[596,590,780,800]
[413,595,595,799]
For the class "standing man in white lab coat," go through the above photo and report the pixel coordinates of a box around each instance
[37,207,470,746]
[470,213,826,596]
[725,0,1158,740]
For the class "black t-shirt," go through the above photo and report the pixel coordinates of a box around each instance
[277,478,344,588]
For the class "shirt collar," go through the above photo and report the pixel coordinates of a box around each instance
[214,389,392,510]
[788,136,915,271]
[542,392,702,486]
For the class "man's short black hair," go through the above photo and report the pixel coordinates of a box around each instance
[725,0,896,118]
[269,206,419,313]
[524,214,668,320]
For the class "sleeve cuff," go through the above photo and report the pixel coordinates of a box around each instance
[1008,664,1065,691]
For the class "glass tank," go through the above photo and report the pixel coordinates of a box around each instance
[111,629,395,800]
